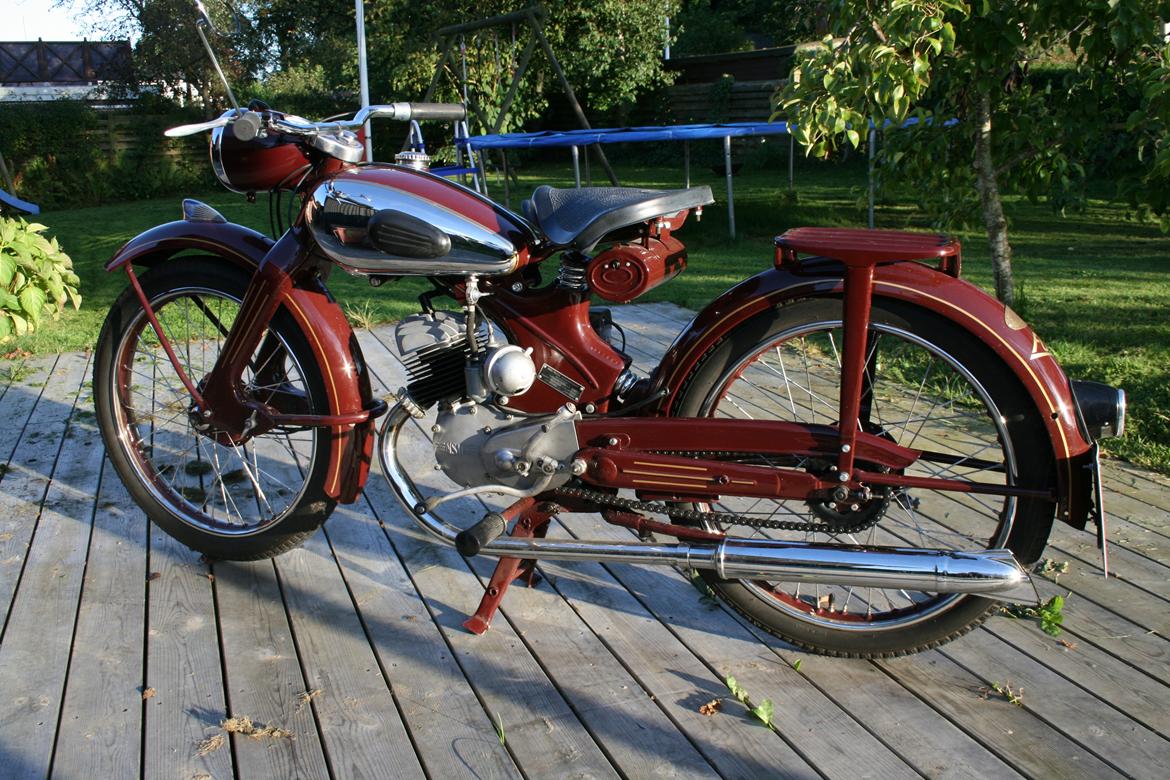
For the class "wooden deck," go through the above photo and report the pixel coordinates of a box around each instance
[1,302,1168,779]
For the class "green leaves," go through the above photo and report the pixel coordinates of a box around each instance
[0,215,81,342]
[1037,595,1065,637]
[18,287,46,326]
[724,674,776,729]
[751,698,774,728]
[773,0,957,159]
[725,675,747,702]
[1000,594,1067,638]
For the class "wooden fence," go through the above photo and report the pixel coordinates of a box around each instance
[666,79,781,123]
[93,113,205,161]
[0,40,131,85]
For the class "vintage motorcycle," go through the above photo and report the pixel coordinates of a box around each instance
[93,8,1125,659]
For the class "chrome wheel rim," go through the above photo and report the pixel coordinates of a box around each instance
[111,287,318,536]
[698,319,1018,632]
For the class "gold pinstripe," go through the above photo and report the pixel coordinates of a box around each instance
[632,460,707,471]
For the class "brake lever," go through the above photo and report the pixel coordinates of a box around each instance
[164,115,234,138]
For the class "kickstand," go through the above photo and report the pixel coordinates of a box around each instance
[463,502,555,635]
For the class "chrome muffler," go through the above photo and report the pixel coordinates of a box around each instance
[378,404,1039,604]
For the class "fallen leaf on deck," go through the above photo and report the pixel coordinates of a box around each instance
[698,699,722,716]
[195,734,225,756]
[222,715,292,740]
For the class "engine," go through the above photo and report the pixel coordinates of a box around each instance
[392,310,582,494]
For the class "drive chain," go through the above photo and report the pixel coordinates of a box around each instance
[552,485,875,535]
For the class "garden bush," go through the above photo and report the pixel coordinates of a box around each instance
[0,216,81,340]
[0,99,215,210]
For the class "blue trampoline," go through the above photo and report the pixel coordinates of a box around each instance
[462,122,797,239]
[458,118,957,235]
[465,122,793,149]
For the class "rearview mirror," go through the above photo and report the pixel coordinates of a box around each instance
[193,0,217,35]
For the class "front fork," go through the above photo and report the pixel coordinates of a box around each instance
[122,228,377,441]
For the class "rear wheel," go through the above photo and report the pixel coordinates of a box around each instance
[94,258,335,560]
[673,297,1055,657]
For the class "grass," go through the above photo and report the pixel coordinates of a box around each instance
[3,150,1167,470]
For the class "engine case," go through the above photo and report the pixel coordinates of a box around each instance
[432,402,578,490]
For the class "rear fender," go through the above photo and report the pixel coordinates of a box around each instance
[106,215,376,503]
[650,260,1094,528]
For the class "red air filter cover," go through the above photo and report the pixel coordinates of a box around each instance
[587,234,687,303]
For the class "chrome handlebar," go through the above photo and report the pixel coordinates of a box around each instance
[164,102,466,141]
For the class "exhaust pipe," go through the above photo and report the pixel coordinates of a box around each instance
[379,405,1039,605]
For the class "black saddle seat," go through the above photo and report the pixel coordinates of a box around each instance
[522,185,714,250]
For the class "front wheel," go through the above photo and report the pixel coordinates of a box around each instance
[672,297,1056,657]
[94,258,335,560]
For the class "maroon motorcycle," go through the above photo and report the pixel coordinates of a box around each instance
[93,36,1123,659]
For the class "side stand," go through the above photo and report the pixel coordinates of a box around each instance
[463,502,556,635]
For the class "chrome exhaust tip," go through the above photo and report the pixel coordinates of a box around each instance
[713,539,1039,605]
[379,403,1038,605]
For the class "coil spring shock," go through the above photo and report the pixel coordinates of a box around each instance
[557,251,590,291]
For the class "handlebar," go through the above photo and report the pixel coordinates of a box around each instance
[164,102,467,140]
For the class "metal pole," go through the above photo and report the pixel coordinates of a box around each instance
[356,0,372,162]
[501,150,511,207]
[724,135,735,240]
[683,141,690,188]
[528,10,619,185]
[788,132,795,191]
[571,146,581,187]
[0,151,15,195]
[867,126,876,229]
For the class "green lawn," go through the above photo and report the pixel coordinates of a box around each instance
[4,155,1167,471]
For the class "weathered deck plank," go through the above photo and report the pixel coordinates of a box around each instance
[529,537,873,778]
[550,517,920,780]
[214,558,332,779]
[0,352,86,621]
[52,462,149,780]
[275,533,426,780]
[142,527,233,779]
[1,303,1167,779]
[0,353,100,780]
[322,499,521,779]
[941,633,1170,776]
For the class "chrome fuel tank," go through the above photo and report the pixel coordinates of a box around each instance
[305,165,536,276]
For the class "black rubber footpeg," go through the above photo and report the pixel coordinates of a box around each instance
[456,512,507,557]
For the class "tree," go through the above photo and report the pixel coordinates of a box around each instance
[368,1,681,132]
[70,0,264,112]
[775,0,1170,306]
[673,1,823,56]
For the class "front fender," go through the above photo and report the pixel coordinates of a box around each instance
[650,260,1094,528]
[105,219,275,273]
[107,216,376,504]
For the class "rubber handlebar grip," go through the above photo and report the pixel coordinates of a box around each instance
[232,111,262,142]
[455,512,507,557]
[407,103,467,121]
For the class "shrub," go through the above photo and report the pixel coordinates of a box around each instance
[0,216,81,340]
[0,100,214,210]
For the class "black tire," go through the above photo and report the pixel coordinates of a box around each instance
[673,297,1056,657]
[94,257,335,560]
